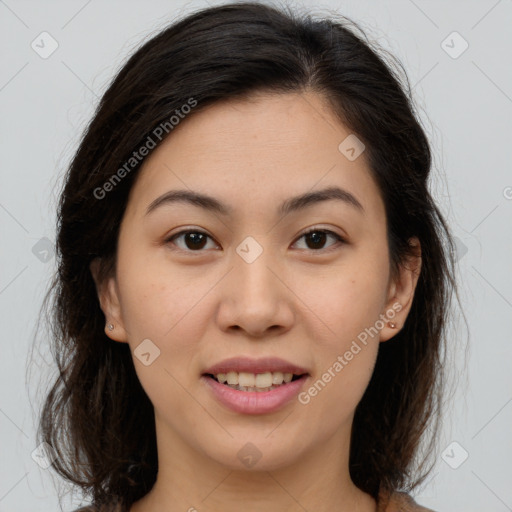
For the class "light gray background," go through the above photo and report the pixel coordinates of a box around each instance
[1,0,511,511]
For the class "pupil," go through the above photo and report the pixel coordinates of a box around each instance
[307,231,325,249]
[186,233,206,250]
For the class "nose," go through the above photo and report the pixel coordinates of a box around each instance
[215,241,295,338]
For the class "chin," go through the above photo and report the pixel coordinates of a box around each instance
[198,435,303,472]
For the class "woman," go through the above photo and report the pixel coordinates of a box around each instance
[38,2,456,511]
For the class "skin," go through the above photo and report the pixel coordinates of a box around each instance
[91,90,421,512]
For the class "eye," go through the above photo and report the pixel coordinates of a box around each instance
[165,230,219,252]
[292,227,346,252]
[165,227,346,253]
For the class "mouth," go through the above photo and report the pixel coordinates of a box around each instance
[203,371,307,392]
[201,356,310,414]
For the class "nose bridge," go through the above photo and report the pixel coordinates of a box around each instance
[217,233,293,335]
[234,234,280,302]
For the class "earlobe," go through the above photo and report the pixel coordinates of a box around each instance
[380,237,422,342]
[89,258,128,343]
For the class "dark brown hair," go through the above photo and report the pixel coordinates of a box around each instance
[36,1,458,509]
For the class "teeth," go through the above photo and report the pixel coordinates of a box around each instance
[226,371,238,385]
[272,371,284,384]
[255,372,273,388]
[213,371,296,388]
[239,372,255,387]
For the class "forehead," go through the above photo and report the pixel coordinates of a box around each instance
[124,91,385,222]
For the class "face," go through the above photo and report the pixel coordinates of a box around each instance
[93,90,420,473]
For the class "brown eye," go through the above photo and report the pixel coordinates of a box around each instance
[166,230,218,252]
[165,227,345,254]
[293,228,345,251]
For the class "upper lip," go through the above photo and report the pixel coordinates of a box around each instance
[203,357,309,376]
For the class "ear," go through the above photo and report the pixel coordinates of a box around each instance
[89,258,128,343]
[379,237,422,342]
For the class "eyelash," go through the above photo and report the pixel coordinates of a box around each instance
[164,227,346,254]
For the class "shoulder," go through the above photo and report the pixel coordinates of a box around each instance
[378,487,436,512]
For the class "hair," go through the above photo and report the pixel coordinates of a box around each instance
[37,1,458,509]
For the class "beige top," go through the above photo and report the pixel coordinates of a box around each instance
[75,489,434,512]
[76,491,435,511]
[378,487,435,511]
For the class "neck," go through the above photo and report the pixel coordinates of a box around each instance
[131,419,377,512]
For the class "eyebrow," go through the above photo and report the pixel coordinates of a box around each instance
[145,186,364,217]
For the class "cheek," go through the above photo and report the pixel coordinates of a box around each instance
[303,259,389,346]
[115,250,210,405]
[116,243,209,340]
[115,247,225,403]
[295,255,388,411]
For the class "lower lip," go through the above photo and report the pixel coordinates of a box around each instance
[202,375,309,415]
